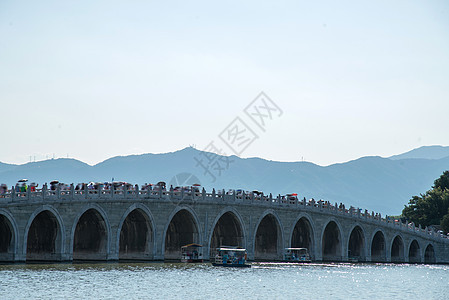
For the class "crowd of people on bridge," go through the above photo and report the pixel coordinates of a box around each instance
[0,180,200,196]
[0,180,345,212]
[0,180,39,195]
[0,179,393,223]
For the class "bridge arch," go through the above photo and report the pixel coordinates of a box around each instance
[71,204,110,260]
[253,210,284,261]
[209,207,246,258]
[290,214,315,260]
[370,229,387,262]
[117,204,156,260]
[0,209,18,260]
[424,243,436,263]
[163,206,201,260]
[390,234,405,262]
[408,239,421,263]
[24,206,65,261]
[321,219,343,261]
[347,224,366,262]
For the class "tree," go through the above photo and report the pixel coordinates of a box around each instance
[402,171,449,232]
[441,212,449,233]
[434,170,449,190]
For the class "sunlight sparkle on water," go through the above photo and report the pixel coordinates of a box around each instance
[0,263,448,299]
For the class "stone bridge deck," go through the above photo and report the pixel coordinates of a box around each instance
[1,186,448,263]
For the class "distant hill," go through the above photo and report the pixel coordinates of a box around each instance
[389,145,449,160]
[0,162,16,173]
[0,159,93,186]
[1,146,448,216]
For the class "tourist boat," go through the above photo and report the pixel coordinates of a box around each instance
[283,248,311,263]
[181,243,203,263]
[212,247,251,268]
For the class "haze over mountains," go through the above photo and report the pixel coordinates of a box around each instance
[1,146,448,216]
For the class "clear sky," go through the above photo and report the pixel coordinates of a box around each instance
[1,0,448,166]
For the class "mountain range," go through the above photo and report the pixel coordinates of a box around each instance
[1,146,449,216]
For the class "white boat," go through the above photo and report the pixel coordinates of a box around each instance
[283,248,311,263]
[212,247,251,268]
[181,243,203,263]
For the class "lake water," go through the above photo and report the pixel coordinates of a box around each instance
[0,262,448,299]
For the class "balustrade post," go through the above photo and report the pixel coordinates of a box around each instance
[70,183,74,200]
[111,184,115,198]
[57,184,61,200]
[84,183,88,199]
[27,186,31,201]
[43,184,47,200]
[11,187,15,201]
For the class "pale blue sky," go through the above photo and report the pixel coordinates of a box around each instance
[1,0,448,166]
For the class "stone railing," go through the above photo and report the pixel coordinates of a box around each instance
[1,184,448,242]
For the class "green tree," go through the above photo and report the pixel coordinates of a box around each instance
[441,212,449,233]
[434,170,449,190]
[402,171,449,232]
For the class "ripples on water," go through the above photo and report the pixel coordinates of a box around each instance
[0,262,448,299]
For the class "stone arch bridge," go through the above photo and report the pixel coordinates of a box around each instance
[1,186,448,263]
